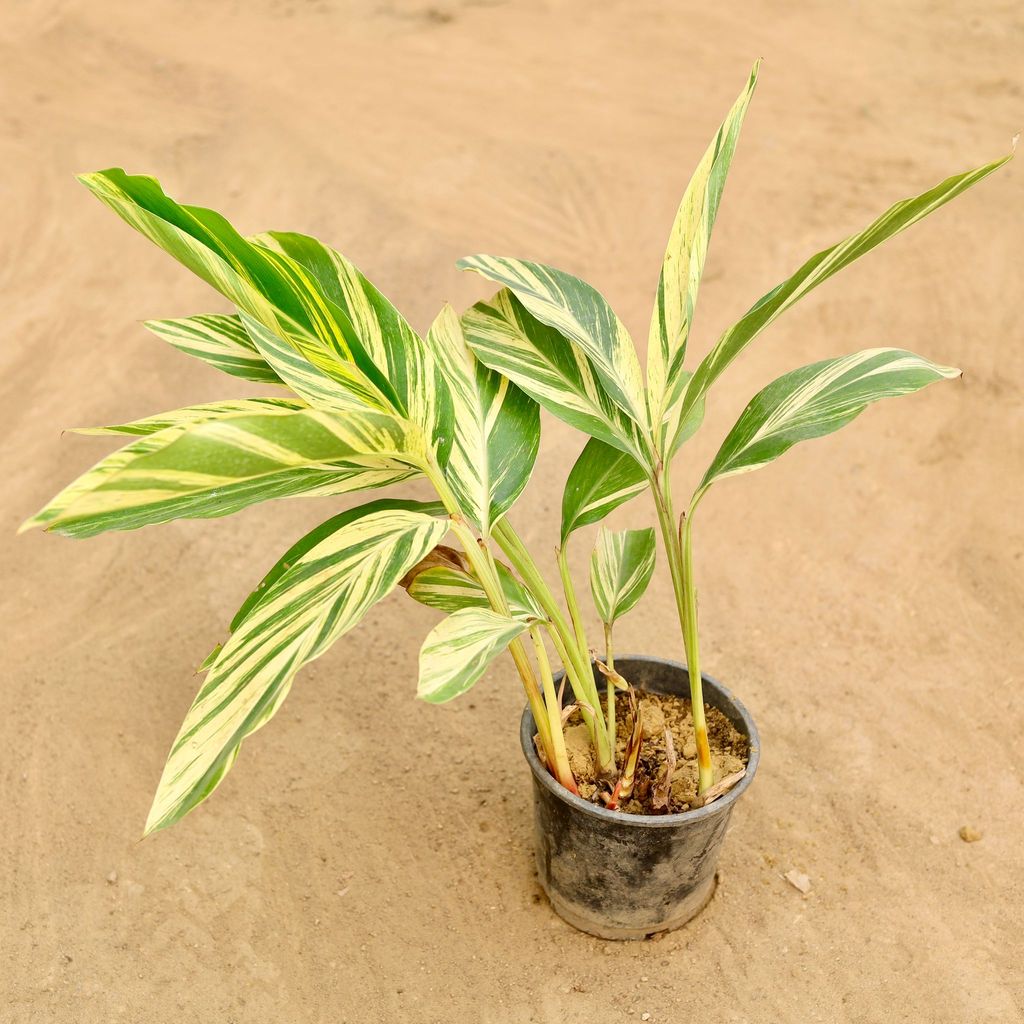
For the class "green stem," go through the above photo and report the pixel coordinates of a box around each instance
[494,519,613,773]
[652,471,714,793]
[604,622,616,761]
[423,465,554,764]
[530,627,577,793]
[557,544,589,659]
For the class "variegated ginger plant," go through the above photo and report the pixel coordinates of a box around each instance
[22,62,1011,833]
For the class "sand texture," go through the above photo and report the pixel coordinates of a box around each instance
[3,1,1022,1021]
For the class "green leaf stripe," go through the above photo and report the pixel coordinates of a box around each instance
[145,506,448,834]
[589,527,657,627]
[699,347,961,495]
[70,397,305,437]
[457,254,647,427]
[417,607,532,704]
[143,314,284,385]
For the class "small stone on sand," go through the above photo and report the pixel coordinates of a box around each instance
[783,869,812,894]
[958,825,982,843]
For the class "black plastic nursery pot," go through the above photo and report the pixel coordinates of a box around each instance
[520,655,760,940]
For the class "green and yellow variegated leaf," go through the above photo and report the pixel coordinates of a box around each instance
[79,170,398,415]
[561,438,648,544]
[405,558,542,620]
[20,405,416,539]
[559,372,706,542]
[590,527,657,627]
[70,397,306,437]
[237,312,428,464]
[674,152,1012,450]
[417,607,532,704]
[649,61,759,447]
[252,231,453,464]
[143,314,284,385]
[697,348,961,497]
[200,499,447,670]
[457,254,647,427]
[461,290,649,463]
[422,305,539,533]
[145,506,448,834]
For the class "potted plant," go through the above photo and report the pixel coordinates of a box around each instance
[22,63,1011,939]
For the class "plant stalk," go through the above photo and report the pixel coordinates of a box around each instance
[604,622,616,758]
[423,465,555,765]
[493,519,614,773]
[557,544,590,659]
[652,471,714,793]
[530,627,578,794]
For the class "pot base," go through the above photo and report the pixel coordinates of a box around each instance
[543,872,717,940]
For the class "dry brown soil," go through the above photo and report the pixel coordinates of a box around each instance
[3,1,1023,1021]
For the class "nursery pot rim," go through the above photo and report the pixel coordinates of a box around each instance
[519,653,760,829]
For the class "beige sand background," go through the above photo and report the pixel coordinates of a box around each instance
[3,1,1022,1021]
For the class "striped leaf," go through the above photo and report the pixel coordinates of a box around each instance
[461,290,649,462]
[674,152,1012,451]
[203,499,447,669]
[20,405,416,538]
[590,527,657,627]
[648,61,759,447]
[417,607,532,704]
[560,373,705,541]
[423,305,539,533]
[70,397,305,437]
[561,439,647,544]
[697,348,961,498]
[143,314,284,385]
[252,231,453,464]
[79,169,400,415]
[457,254,647,427]
[404,552,542,620]
[145,506,448,834]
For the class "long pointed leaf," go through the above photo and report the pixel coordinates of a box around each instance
[417,607,532,704]
[404,557,542,620]
[71,397,305,437]
[457,255,647,427]
[143,314,284,385]
[674,152,1011,450]
[145,507,448,834]
[648,61,759,444]
[20,406,415,538]
[697,348,960,497]
[461,290,648,462]
[423,305,540,533]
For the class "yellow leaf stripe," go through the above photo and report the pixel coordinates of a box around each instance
[145,507,448,834]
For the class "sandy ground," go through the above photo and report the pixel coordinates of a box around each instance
[3,1,1023,1021]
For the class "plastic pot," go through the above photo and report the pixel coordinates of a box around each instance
[520,655,760,940]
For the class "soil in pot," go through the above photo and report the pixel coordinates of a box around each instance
[561,691,749,814]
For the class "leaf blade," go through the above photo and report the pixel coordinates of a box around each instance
[144,507,448,834]
[417,607,531,704]
[698,347,961,495]
[589,527,657,626]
